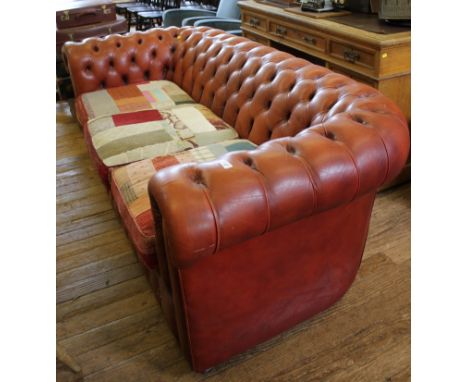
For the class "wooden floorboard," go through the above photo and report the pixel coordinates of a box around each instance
[56,101,411,381]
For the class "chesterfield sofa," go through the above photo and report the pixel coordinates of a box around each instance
[63,27,410,372]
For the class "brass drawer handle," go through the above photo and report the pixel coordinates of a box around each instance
[343,49,360,63]
[303,36,316,45]
[249,17,260,27]
[275,26,287,36]
[60,10,70,21]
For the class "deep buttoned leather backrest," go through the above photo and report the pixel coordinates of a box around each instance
[63,27,181,97]
[64,27,407,163]
[170,28,398,146]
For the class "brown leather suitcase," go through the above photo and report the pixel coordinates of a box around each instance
[56,15,128,53]
[56,0,116,29]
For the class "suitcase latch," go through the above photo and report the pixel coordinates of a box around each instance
[61,10,70,21]
[102,5,111,14]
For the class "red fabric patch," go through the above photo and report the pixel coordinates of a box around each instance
[151,155,180,170]
[110,176,157,271]
[112,109,163,127]
[135,210,155,237]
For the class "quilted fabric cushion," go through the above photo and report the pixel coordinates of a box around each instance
[88,104,239,167]
[75,80,195,125]
[110,139,258,270]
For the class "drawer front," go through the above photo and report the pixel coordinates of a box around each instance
[269,21,327,52]
[243,12,267,32]
[269,21,290,39]
[269,21,326,53]
[329,40,376,71]
[291,29,326,53]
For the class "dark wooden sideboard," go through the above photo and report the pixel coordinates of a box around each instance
[238,0,411,122]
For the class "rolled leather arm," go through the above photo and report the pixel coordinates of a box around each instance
[148,106,409,269]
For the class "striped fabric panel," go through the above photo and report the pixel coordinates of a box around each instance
[89,104,238,167]
[79,80,195,122]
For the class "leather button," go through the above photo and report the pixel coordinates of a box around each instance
[243,157,254,166]
[193,170,205,186]
[355,116,368,125]
[286,143,296,154]
[325,131,336,140]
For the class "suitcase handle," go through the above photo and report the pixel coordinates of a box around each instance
[77,11,97,19]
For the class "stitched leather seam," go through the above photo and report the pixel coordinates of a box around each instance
[369,123,392,185]
[177,269,198,371]
[338,140,360,200]
[199,183,221,254]
[290,149,318,211]
[366,126,390,186]
[250,166,271,235]
[323,130,361,200]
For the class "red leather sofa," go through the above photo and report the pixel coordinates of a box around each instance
[63,27,409,372]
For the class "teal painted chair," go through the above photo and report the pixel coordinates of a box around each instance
[162,0,241,35]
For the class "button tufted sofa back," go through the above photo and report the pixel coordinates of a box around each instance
[64,27,407,150]
[64,26,409,213]
[63,27,181,97]
[170,28,406,147]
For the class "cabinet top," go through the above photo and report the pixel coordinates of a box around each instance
[238,0,411,47]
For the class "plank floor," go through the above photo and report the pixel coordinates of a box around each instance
[56,101,411,381]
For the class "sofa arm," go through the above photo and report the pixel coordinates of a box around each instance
[149,110,409,269]
[163,9,216,27]
[193,18,241,35]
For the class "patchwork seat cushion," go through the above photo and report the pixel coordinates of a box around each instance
[89,104,239,168]
[75,80,239,184]
[110,139,258,270]
[75,80,195,125]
